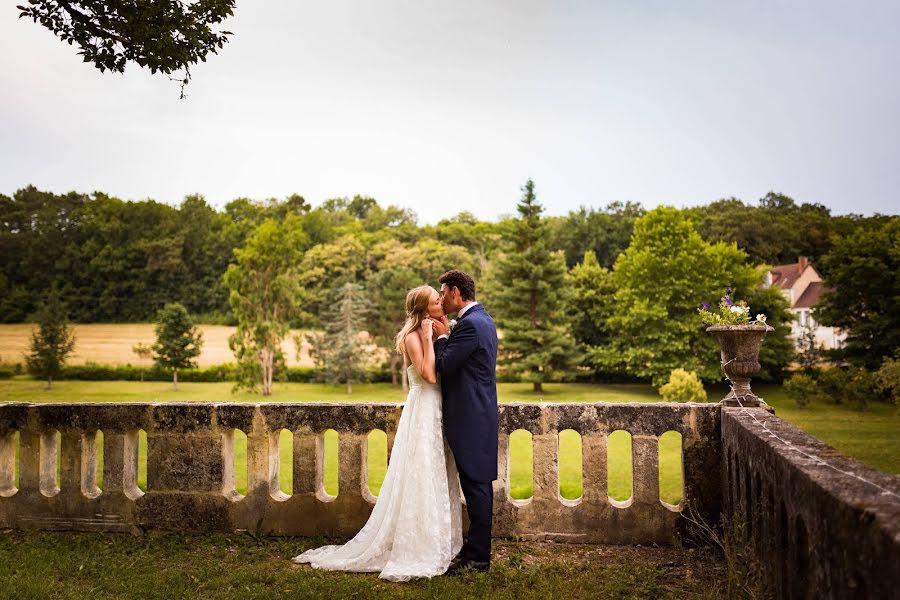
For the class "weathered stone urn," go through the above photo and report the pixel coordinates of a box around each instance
[706,324,775,407]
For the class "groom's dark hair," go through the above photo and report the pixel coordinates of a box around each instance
[439,270,476,301]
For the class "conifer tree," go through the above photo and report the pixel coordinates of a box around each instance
[307,282,372,394]
[152,303,203,390]
[26,288,76,389]
[492,180,575,392]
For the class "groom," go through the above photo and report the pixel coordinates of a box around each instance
[432,270,498,575]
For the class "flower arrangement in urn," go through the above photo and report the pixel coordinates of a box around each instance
[701,289,773,406]
[698,289,767,326]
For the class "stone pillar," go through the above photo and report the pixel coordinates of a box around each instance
[146,432,224,493]
[138,405,230,531]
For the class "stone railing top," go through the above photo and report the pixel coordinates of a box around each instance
[722,407,900,540]
[0,401,721,437]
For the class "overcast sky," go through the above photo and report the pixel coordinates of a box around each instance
[2,1,898,223]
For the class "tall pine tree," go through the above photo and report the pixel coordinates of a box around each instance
[307,282,373,394]
[492,180,575,392]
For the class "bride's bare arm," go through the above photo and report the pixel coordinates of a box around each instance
[404,322,437,384]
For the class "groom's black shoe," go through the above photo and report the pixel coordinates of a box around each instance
[446,558,490,576]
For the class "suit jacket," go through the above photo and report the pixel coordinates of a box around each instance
[434,303,499,483]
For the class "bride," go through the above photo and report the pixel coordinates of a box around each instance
[291,285,463,581]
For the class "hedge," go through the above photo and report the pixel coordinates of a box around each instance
[10,362,393,384]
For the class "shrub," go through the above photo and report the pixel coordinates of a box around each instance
[659,368,708,403]
[875,357,900,405]
[54,363,235,383]
[783,373,817,408]
[39,362,392,385]
[0,364,15,379]
[815,366,877,411]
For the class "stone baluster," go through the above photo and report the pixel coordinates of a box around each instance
[293,431,316,496]
[0,431,17,497]
[245,428,271,499]
[38,430,59,497]
[582,431,608,504]
[533,431,558,504]
[267,429,288,500]
[338,432,366,500]
[14,428,39,496]
[101,430,142,500]
[495,431,510,501]
[59,430,99,498]
[632,433,660,506]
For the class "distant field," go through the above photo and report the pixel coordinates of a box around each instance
[0,323,314,367]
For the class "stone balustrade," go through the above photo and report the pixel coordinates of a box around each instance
[722,407,900,600]
[0,401,721,544]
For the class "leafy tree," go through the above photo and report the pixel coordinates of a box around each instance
[25,288,76,389]
[152,303,202,390]
[595,207,758,387]
[548,201,644,269]
[491,180,575,392]
[298,234,369,324]
[563,251,616,372]
[816,218,900,369]
[225,215,306,395]
[17,0,235,96]
[742,283,795,382]
[306,282,373,394]
[659,369,707,403]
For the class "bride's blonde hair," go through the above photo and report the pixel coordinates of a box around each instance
[395,285,439,355]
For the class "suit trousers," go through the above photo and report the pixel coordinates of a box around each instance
[457,467,493,563]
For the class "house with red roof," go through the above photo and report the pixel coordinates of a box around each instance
[764,257,845,350]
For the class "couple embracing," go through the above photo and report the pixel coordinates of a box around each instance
[292,270,499,581]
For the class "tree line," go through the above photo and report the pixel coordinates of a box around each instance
[3,184,896,391]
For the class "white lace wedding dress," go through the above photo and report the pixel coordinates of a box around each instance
[291,365,463,581]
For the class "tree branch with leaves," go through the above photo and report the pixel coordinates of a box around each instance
[17,0,235,97]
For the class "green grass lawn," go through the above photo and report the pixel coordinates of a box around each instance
[0,530,726,600]
[2,379,897,509]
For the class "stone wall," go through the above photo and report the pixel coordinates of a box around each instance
[722,408,900,600]
[0,401,721,544]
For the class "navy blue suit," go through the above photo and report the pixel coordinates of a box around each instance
[434,303,498,563]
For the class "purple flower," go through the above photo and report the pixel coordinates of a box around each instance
[725,289,733,296]
[724,297,734,306]
[701,303,711,310]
